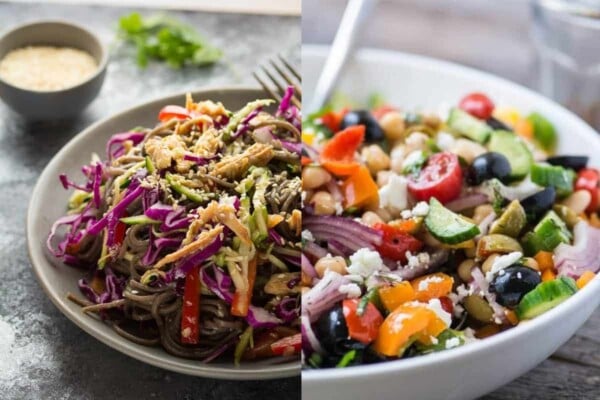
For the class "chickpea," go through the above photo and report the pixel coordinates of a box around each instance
[362,144,391,175]
[472,204,495,225]
[302,166,331,190]
[561,190,592,215]
[314,256,347,278]
[362,211,383,226]
[522,257,539,271]
[405,132,429,153]
[389,144,406,174]
[422,114,442,130]
[311,191,336,215]
[379,111,405,141]
[450,139,486,164]
[374,207,393,223]
[481,254,500,274]
[458,259,477,282]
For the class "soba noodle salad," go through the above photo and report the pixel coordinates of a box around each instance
[301,92,600,369]
[47,88,301,364]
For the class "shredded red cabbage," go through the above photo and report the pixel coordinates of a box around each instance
[166,236,223,282]
[106,131,146,160]
[183,153,217,165]
[275,296,299,323]
[231,108,262,139]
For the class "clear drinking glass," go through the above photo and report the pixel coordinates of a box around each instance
[532,0,600,130]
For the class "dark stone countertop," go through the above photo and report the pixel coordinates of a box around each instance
[0,3,300,399]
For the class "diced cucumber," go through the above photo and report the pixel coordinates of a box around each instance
[425,198,480,245]
[447,108,492,143]
[521,210,572,255]
[515,276,577,320]
[530,163,575,198]
[487,130,533,180]
[527,112,557,153]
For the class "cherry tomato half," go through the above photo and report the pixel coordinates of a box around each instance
[407,151,463,203]
[575,168,600,212]
[458,92,495,120]
[158,105,190,122]
[342,299,383,345]
[373,223,423,263]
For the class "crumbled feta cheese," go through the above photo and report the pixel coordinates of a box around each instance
[339,283,362,299]
[347,248,387,278]
[430,336,439,345]
[486,252,523,281]
[426,298,452,327]
[379,174,408,211]
[301,229,314,242]
[436,131,456,151]
[401,209,412,219]
[406,251,430,270]
[417,275,444,291]
[334,201,344,215]
[445,337,461,349]
[412,201,430,217]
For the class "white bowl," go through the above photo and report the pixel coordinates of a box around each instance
[301,45,600,400]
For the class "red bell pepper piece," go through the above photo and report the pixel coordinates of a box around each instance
[270,333,301,356]
[158,105,190,122]
[575,168,599,212]
[181,265,201,344]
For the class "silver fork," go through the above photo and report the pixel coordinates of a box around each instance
[253,54,301,109]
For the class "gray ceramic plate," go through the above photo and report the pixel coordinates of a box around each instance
[27,86,300,380]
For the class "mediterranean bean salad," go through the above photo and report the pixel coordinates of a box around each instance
[301,92,600,368]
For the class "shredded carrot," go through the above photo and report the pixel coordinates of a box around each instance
[576,271,596,289]
[154,225,223,269]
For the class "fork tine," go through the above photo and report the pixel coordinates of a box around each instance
[260,66,302,109]
[269,59,302,99]
[253,72,282,102]
[278,54,301,82]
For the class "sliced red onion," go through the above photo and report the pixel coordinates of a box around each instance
[476,211,497,239]
[303,270,350,323]
[556,221,600,278]
[327,239,349,257]
[445,193,488,212]
[301,315,323,355]
[301,253,317,279]
[304,215,382,246]
[306,225,375,252]
[304,241,328,261]
[325,180,343,204]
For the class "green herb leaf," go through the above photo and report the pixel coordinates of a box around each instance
[117,12,222,68]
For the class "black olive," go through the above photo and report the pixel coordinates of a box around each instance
[486,117,511,131]
[520,186,556,223]
[546,155,589,171]
[490,265,541,308]
[340,110,385,143]
[467,152,512,185]
[314,303,365,356]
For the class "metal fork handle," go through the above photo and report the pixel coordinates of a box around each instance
[307,0,375,114]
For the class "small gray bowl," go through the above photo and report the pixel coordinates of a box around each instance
[0,20,107,120]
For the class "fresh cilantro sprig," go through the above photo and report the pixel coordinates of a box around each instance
[117,12,222,68]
